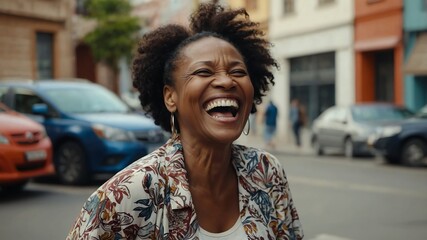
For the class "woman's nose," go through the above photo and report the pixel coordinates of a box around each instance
[211,73,236,89]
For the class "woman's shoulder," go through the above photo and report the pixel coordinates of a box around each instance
[233,143,277,157]
[232,144,282,169]
[98,143,173,198]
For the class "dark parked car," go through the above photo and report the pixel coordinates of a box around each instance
[368,108,427,166]
[416,104,427,118]
[0,79,166,184]
[311,103,414,158]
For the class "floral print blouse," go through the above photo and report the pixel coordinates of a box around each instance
[66,135,303,240]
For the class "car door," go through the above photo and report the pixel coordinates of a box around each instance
[316,107,338,148]
[9,87,62,144]
[332,107,350,148]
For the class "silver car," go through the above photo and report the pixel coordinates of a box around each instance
[311,103,414,158]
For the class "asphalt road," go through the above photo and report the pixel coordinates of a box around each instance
[278,153,427,240]
[0,153,426,240]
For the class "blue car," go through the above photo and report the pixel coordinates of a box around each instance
[0,79,166,184]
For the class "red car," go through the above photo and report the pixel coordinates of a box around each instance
[0,102,55,192]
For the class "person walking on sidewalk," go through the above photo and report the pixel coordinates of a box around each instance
[264,100,278,149]
[289,98,305,147]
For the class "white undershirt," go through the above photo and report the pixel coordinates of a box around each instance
[199,217,246,240]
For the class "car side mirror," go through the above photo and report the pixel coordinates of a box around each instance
[32,103,49,116]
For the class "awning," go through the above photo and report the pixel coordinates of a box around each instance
[354,36,400,51]
[405,33,427,75]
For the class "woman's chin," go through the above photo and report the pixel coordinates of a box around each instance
[210,131,242,144]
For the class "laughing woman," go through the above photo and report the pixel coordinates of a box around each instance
[66,1,303,239]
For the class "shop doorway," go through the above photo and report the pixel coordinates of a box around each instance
[75,43,96,82]
[374,50,394,102]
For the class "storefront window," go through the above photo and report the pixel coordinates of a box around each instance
[290,52,336,125]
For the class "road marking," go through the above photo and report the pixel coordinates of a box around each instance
[289,176,427,199]
[309,234,352,240]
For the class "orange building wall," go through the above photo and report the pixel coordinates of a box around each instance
[355,11,402,43]
[355,0,402,18]
[354,0,403,105]
[355,52,375,101]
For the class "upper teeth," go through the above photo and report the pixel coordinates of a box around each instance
[205,98,239,111]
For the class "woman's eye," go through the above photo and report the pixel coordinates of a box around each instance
[229,69,247,77]
[193,69,213,77]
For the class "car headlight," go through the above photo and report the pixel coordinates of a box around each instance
[92,124,136,142]
[0,133,10,144]
[379,125,402,138]
[353,124,373,138]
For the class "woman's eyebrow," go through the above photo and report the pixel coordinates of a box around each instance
[191,60,245,67]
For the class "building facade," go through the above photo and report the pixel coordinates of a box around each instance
[403,0,427,111]
[354,0,404,105]
[0,0,74,80]
[227,0,269,35]
[269,0,355,140]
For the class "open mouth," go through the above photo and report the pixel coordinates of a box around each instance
[204,98,239,118]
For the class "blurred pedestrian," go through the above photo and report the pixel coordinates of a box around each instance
[264,100,278,149]
[290,98,305,147]
[66,1,303,239]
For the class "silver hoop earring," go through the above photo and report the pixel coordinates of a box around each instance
[170,113,177,136]
[243,118,250,136]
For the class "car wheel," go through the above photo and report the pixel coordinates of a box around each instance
[55,141,89,185]
[401,138,427,167]
[1,180,29,193]
[312,137,324,156]
[344,138,354,158]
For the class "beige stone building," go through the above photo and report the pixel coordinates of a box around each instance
[0,0,74,80]
[226,0,269,36]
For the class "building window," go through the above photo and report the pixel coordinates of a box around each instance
[36,32,54,79]
[319,0,334,5]
[284,0,294,14]
[245,0,257,10]
[75,0,88,15]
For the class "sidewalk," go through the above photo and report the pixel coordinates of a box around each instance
[235,131,314,156]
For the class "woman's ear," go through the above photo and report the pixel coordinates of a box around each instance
[163,85,177,112]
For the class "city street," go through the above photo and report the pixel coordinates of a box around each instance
[0,152,426,240]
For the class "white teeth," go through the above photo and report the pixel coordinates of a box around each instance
[205,98,239,111]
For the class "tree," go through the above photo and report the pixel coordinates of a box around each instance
[83,0,140,91]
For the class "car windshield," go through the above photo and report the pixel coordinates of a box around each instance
[351,105,414,122]
[44,86,129,113]
[416,105,427,118]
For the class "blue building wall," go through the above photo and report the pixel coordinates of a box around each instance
[403,0,427,111]
[404,0,427,31]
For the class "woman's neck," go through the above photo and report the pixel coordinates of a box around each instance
[180,135,234,193]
